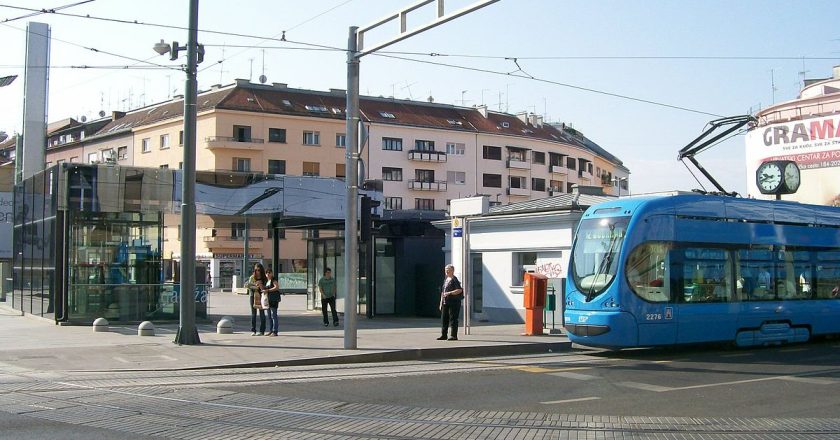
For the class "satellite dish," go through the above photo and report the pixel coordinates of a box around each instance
[98,110,106,117]
[259,74,267,84]
[80,115,87,122]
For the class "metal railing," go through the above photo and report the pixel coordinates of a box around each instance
[408,180,447,191]
[206,136,265,144]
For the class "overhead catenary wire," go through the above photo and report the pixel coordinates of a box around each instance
[1,0,94,23]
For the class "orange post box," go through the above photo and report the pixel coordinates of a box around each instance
[523,272,548,335]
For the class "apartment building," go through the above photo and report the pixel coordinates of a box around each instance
[21,79,628,290]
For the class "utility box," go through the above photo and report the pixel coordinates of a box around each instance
[523,272,548,335]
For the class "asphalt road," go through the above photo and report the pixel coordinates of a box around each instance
[223,338,840,418]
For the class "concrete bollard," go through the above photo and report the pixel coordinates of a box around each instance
[220,315,235,324]
[92,317,109,332]
[217,318,233,334]
[138,321,155,336]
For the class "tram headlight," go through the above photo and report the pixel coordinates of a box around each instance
[601,297,619,308]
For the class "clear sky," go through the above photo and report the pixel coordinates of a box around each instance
[1,0,837,195]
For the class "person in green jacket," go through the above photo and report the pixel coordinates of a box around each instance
[317,267,339,327]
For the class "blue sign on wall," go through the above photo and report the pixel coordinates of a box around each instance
[453,227,463,237]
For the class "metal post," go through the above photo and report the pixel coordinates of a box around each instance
[174,0,201,345]
[344,26,360,349]
[243,215,249,279]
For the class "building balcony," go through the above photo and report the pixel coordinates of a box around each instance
[407,150,447,162]
[506,158,530,170]
[205,136,266,151]
[507,187,529,196]
[578,170,592,181]
[408,180,447,191]
[549,188,564,196]
[550,165,567,175]
[203,236,265,243]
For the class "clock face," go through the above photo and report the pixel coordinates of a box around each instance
[757,162,782,193]
[783,162,801,193]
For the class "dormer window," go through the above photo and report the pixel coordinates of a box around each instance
[282,99,292,107]
[331,107,343,114]
[500,121,510,128]
[379,111,396,118]
[305,105,327,113]
[446,119,462,126]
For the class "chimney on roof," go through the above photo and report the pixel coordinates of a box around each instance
[427,95,434,103]
[329,88,345,95]
[272,82,287,89]
[833,65,840,80]
[235,78,251,86]
[529,113,543,127]
[111,111,125,121]
[515,111,528,125]
[476,104,488,118]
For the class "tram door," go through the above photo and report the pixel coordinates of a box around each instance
[675,247,739,343]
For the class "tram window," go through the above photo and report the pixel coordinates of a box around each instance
[775,248,811,300]
[679,247,731,303]
[738,247,775,301]
[815,250,840,299]
[626,242,670,302]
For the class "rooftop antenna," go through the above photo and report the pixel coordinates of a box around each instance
[496,90,503,111]
[460,90,471,106]
[480,88,490,106]
[798,56,810,88]
[259,49,267,84]
[218,45,228,84]
[401,81,417,100]
[770,68,777,104]
[505,84,512,112]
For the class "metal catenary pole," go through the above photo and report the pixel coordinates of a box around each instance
[174,0,201,345]
[343,0,499,349]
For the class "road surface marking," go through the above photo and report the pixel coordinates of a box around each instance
[549,371,598,380]
[540,396,601,405]
[617,381,673,392]
[779,376,836,385]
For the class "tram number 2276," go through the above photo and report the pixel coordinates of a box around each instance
[645,313,663,321]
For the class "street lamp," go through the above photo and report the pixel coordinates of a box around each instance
[154,0,202,345]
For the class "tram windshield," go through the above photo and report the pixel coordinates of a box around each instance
[572,217,629,301]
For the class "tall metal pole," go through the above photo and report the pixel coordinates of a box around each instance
[344,26,360,349]
[174,0,201,345]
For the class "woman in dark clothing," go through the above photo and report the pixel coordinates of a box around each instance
[264,268,281,336]
[245,263,267,336]
[437,264,463,341]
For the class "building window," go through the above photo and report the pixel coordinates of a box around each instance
[483,173,502,188]
[70,156,78,163]
[303,131,320,145]
[596,166,601,177]
[566,157,577,170]
[179,130,184,146]
[588,163,593,174]
[446,142,465,155]
[231,222,245,238]
[268,128,286,143]
[88,152,98,163]
[232,157,251,172]
[179,162,183,169]
[415,198,434,210]
[513,252,537,286]
[415,140,435,151]
[532,151,545,164]
[483,145,501,160]
[379,111,396,118]
[382,137,403,151]
[382,167,403,181]
[509,176,527,189]
[117,146,127,161]
[566,182,575,193]
[336,163,346,179]
[160,133,170,149]
[268,159,286,175]
[550,179,563,192]
[531,178,546,192]
[336,133,346,148]
[415,169,434,183]
[384,197,402,210]
[141,138,151,153]
[549,152,565,167]
[233,125,252,142]
[507,147,528,162]
[303,161,320,176]
[447,171,466,185]
[160,164,169,169]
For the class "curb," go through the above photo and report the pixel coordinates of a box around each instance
[70,341,573,372]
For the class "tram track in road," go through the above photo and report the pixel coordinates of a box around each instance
[2,379,840,439]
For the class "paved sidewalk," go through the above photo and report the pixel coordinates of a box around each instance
[0,291,568,372]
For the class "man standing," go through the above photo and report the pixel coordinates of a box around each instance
[438,264,463,341]
[318,268,339,327]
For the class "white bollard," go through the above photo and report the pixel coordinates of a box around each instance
[220,315,235,324]
[138,321,155,336]
[217,318,233,334]
[92,317,109,332]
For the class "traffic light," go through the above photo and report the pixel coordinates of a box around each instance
[360,196,380,243]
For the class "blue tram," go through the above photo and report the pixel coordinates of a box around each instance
[563,193,840,348]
